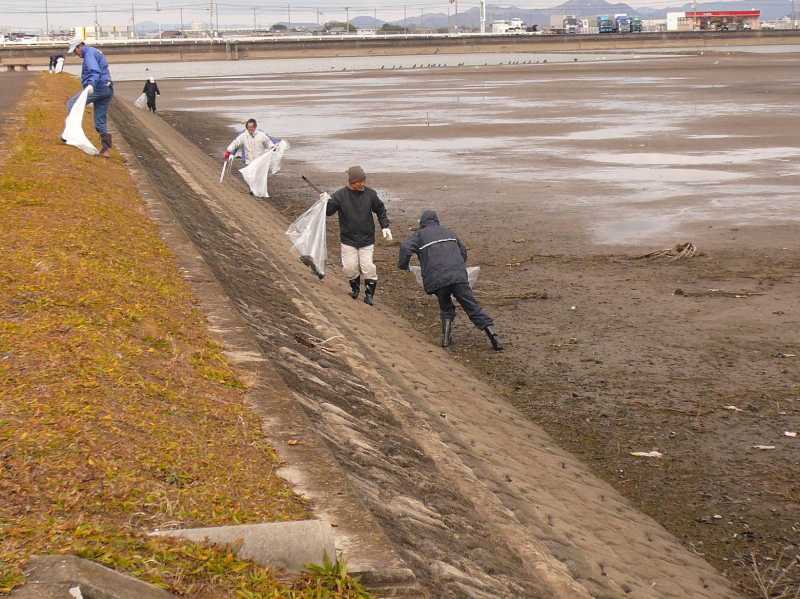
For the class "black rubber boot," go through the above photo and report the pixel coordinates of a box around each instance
[441,318,454,348]
[484,326,504,351]
[364,279,377,306]
[349,276,360,299]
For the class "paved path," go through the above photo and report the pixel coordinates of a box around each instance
[113,98,745,599]
[0,73,33,148]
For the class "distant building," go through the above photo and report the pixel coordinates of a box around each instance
[491,18,526,33]
[667,10,760,31]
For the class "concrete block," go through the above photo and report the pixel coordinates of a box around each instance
[151,519,336,573]
[9,555,178,599]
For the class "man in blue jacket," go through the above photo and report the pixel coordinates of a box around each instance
[399,210,503,351]
[66,39,114,157]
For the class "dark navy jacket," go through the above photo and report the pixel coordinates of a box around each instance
[327,186,390,249]
[398,210,469,294]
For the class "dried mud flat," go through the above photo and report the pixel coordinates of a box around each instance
[121,52,800,597]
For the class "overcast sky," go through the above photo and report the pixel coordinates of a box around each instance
[2,0,743,31]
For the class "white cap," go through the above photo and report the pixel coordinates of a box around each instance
[67,38,84,54]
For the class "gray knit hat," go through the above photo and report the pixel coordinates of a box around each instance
[347,165,366,183]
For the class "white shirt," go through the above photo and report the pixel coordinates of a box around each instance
[226,129,274,165]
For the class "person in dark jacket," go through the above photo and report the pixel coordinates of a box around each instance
[321,166,391,305]
[399,210,503,351]
[142,77,160,112]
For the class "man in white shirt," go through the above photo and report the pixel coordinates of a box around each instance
[224,118,274,165]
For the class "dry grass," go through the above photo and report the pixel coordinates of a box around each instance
[0,74,368,598]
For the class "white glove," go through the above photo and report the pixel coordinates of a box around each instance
[382,228,393,241]
[85,84,94,95]
[319,192,331,202]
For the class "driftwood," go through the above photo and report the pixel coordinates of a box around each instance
[635,242,697,261]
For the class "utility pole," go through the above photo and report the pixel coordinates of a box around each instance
[346,7,350,32]
[131,0,136,38]
[479,0,486,33]
[403,5,407,32]
[420,6,423,29]
[252,7,256,30]
[44,0,50,36]
[179,6,183,31]
[215,0,219,34]
[208,0,213,36]
[288,3,291,27]
[94,3,99,39]
[156,1,161,39]
[316,8,320,26]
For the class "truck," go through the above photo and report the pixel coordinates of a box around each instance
[563,15,580,34]
[615,13,632,32]
[631,16,643,31]
[597,15,615,33]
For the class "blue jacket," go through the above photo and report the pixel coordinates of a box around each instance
[81,46,112,89]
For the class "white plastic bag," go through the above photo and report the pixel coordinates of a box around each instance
[286,197,328,279]
[134,93,147,109]
[410,265,480,289]
[239,151,272,198]
[54,57,64,73]
[271,139,289,174]
[61,88,98,156]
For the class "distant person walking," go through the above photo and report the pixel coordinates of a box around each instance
[142,77,160,112]
[224,118,275,165]
[66,39,114,157]
[320,166,391,305]
[398,210,503,351]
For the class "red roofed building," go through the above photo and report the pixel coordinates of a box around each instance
[667,10,761,31]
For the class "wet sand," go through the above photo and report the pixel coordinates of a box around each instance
[118,52,800,596]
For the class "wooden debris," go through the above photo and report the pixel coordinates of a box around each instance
[635,242,698,261]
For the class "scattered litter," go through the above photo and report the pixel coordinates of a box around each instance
[570,306,577,311]
[636,242,697,261]
[777,353,796,358]
[134,93,147,110]
[713,514,723,520]
[785,432,797,438]
[752,445,776,450]
[69,587,84,599]
[723,405,744,412]
[630,451,663,458]
[287,439,302,446]
[674,288,764,298]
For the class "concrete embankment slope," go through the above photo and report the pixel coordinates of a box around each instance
[112,99,744,599]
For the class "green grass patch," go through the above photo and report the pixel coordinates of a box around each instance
[0,74,370,597]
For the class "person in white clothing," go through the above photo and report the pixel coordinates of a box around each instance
[224,118,275,165]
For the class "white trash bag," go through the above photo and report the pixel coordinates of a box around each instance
[286,196,328,279]
[270,139,290,174]
[134,93,147,110]
[239,151,272,198]
[410,265,480,289]
[61,87,98,156]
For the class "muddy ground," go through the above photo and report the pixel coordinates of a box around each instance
[119,52,800,597]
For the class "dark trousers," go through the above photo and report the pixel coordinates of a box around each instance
[435,283,493,330]
[146,95,157,112]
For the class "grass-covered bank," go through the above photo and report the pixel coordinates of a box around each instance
[0,74,369,598]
